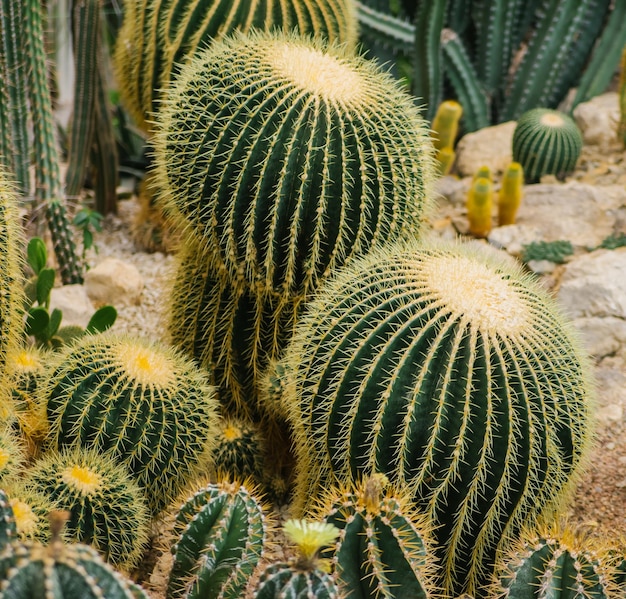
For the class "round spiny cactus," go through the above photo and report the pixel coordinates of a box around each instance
[280,238,595,597]
[0,511,151,598]
[0,489,18,551]
[512,108,583,183]
[154,29,435,299]
[0,423,26,485]
[165,478,270,599]
[494,520,617,599]
[114,0,358,133]
[25,446,150,569]
[214,417,267,483]
[43,334,220,514]
[313,473,435,599]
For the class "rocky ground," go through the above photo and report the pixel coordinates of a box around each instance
[47,91,625,591]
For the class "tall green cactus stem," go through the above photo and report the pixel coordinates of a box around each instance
[154,30,435,299]
[115,0,358,133]
[512,108,583,184]
[466,176,494,238]
[25,446,151,569]
[314,473,435,599]
[166,479,269,599]
[619,47,626,147]
[281,239,595,597]
[0,511,151,598]
[0,489,17,552]
[432,100,463,152]
[494,520,616,599]
[43,334,220,514]
[253,519,340,599]
[412,0,448,123]
[22,0,84,284]
[498,162,524,226]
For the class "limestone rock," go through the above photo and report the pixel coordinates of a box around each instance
[573,92,620,147]
[455,121,517,177]
[49,284,95,328]
[572,316,626,360]
[84,257,144,307]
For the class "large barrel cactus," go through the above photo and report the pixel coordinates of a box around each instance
[114,0,358,132]
[280,238,595,597]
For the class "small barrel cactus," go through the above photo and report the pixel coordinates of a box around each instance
[280,238,595,596]
[114,0,358,132]
[154,29,435,298]
[314,473,435,599]
[165,478,270,599]
[43,334,220,513]
[494,520,617,599]
[0,511,151,598]
[252,519,341,599]
[498,162,524,226]
[214,417,267,483]
[0,423,26,484]
[512,108,583,183]
[24,445,150,569]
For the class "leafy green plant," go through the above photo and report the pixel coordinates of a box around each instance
[521,240,574,263]
[597,233,626,251]
[23,237,116,349]
[72,206,104,261]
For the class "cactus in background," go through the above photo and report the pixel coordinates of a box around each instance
[466,176,493,238]
[314,473,435,599]
[0,424,26,484]
[436,147,456,177]
[0,489,17,551]
[280,238,595,596]
[252,519,341,599]
[25,446,150,569]
[512,108,583,184]
[0,511,151,598]
[43,334,220,514]
[619,46,626,147]
[432,100,463,152]
[114,0,358,133]
[498,162,524,226]
[165,479,269,599]
[493,520,617,599]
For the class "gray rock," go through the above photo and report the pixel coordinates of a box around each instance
[85,257,144,307]
[49,284,95,328]
[572,92,620,147]
[572,316,626,359]
[455,121,517,177]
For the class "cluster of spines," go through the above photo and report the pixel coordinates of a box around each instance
[166,478,269,599]
[214,417,267,484]
[280,238,594,596]
[43,334,220,513]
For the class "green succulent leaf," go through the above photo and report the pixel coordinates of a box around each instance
[35,267,55,307]
[46,308,63,339]
[86,305,117,334]
[27,237,47,275]
[25,307,49,336]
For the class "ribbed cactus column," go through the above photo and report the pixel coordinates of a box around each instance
[280,239,595,597]
[114,0,358,133]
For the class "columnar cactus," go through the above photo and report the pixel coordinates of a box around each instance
[466,176,493,238]
[280,238,595,597]
[494,520,617,599]
[43,334,220,513]
[498,162,524,226]
[252,519,341,599]
[165,479,270,599]
[512,108,583,183]
[0,511,151,598]
[314,473,435,599]
[25,446,151,569]
[114,0,358,132]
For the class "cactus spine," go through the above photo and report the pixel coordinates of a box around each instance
[115,0,358,133]
[43,334,220,513]
[315,473,434,599]
[498,162,524,226]
[252,519,341,599]
[0,423,26,484]
[166,479,269,599]
[0,511,151,598]
[280,239,595,597]
[466,176,493,238]
[25,446,151,569]
[214,417,267,483]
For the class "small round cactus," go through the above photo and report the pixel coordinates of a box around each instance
[43,334,220,513]
[154,29,435,298]
[25,446,151,569]
[114,0,358,132]
[512,108,583,183]
[252,519,341,599]
[214,417,267,483]
[165,478,270,599]
[0,423,26,484]
[280,238,595,596]
[0,511,151,598]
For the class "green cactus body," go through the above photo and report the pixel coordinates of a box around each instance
[25,446,150,569]
[315,474,434,599]
[43,334,220,514]
[281,239,595,597]
[253,519,340,599]
[166,479,269,599]
[214,418,267,483]
[498,162,524,226]
[0,423,26,484]
[0,524,151,598]
[495,522,616,599]
[154,30,435,299]
[512,108,583,184]
[0,489,17,552]
[115,0,357,133]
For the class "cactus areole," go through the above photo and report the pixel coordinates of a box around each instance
[283,239,595,597]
